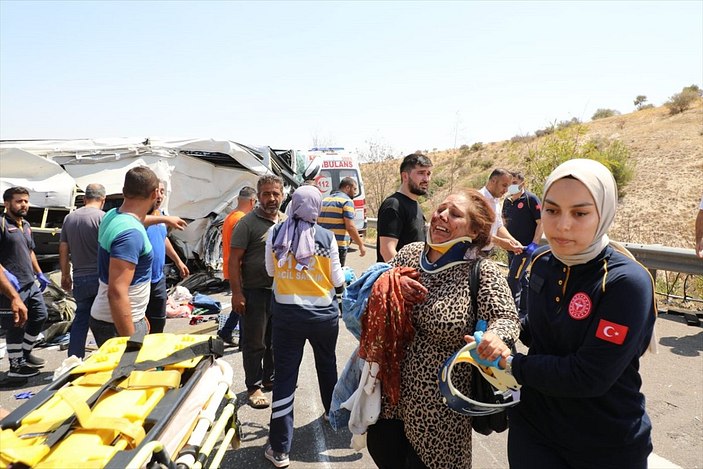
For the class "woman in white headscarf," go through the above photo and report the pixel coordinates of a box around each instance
[263,185,345,468]
[488,159,656,468]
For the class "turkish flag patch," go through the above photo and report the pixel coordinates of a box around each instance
[595,319,629,345]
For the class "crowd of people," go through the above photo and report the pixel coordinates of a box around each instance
[1,155,699,468]
[366,156,659,469]
[1,168,190,376]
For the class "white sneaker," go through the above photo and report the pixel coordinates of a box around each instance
[264,445,290,468]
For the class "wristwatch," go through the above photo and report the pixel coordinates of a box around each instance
[504,355,514,375]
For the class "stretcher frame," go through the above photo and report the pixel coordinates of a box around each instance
[0,333,241,469]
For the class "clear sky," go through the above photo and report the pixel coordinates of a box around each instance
[1,0,701,157]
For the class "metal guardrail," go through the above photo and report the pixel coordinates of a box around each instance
[623,243,702,276]
[366,218,702,276]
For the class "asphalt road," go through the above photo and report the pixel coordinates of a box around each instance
[1,246,702,468]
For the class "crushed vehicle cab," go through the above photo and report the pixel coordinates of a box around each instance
[0,138,298,275]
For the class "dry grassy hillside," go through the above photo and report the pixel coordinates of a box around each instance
[361,101,703,250]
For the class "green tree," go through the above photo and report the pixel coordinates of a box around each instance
[580,138,633,196]
[683,84,702,96]
[523,125,633,198]
[633,95,648,110]
[557,117,582,129]
[665,85,701,115]
[591,109,620,120]
[470,142,484,152]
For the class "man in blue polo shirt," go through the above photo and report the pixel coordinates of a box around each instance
[145,180,189,334]
[318,177,366,266]
[89,166,159,346]
[502,171,542,317]
[0,187,49,379]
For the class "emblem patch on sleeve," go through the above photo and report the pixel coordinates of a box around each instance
[595,319,629,345]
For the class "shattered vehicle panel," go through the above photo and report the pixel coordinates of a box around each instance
[0,138,298,272]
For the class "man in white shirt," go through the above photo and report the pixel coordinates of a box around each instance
[478,168,523,255]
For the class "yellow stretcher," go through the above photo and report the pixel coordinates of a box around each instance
[0,333,240,468]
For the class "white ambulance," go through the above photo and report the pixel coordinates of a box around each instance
[298,147,367,235]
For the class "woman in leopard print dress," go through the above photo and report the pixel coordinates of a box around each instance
[366,189,520,469]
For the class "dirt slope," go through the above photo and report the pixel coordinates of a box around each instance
[362,101,703,249]
[586,104,702,247]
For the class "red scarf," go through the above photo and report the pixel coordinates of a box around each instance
[359,266,417,406]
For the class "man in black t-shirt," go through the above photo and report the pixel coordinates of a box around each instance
[376,153,433,262]
[0,187,49,380]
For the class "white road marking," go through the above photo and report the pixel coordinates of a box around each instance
[302,343,332,469]
[648,453,682,469]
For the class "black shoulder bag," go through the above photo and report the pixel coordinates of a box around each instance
[469,258,510,436]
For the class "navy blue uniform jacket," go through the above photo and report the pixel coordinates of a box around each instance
[512,245,655,461]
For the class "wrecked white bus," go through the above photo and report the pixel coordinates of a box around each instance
[0,138,299,276]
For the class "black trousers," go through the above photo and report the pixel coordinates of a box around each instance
[508,418,649,469]
[367,419,428,469]
[338,247,347,267]
[240,288,274,392]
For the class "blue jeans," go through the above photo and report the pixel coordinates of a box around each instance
[220,311,240,337]
[68,274,99,359]
[89,317,148,348]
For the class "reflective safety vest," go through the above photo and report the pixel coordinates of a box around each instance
[271,226,336,308]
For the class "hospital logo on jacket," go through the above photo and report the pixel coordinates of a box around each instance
[568,292,592,320]
[595,319,629,345]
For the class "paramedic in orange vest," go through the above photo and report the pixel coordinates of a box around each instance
[217,186,257,346]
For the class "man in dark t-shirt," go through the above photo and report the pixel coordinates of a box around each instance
[376,153,433,262]
[0,187,49,380]
[230,175,286,410]
[502,171,542,317]
[59,183,106,359]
